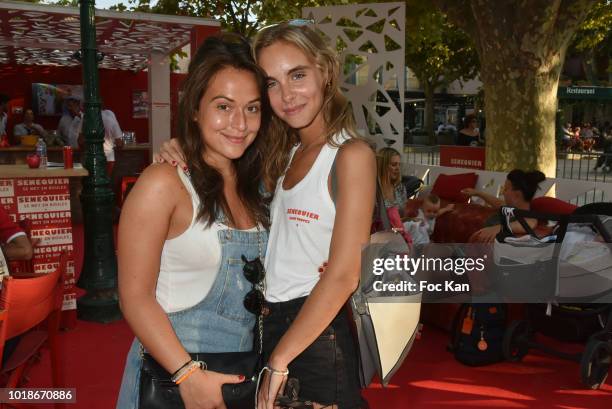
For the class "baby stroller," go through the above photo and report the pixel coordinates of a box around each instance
[492,203,612,389]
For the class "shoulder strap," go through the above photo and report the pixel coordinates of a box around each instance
[330,143,391,230]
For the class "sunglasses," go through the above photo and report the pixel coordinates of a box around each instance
[258,18,315,33]
[242,254,266,315]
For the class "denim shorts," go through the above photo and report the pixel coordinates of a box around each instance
[262,297,366,409]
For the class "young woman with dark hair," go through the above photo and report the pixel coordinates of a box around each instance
[116,33,271,409]
[461,169,546,242]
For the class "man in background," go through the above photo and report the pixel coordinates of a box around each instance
[0,208,34,263]
[13,108,48,141]
[57,96,82,147]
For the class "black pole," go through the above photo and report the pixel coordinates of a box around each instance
[76,0,121,323]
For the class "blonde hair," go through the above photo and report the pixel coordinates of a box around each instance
[377,147,401,189]
[253,23,361,190]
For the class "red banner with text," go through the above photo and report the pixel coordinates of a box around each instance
[0,177,76,316]
[440,146,486,170]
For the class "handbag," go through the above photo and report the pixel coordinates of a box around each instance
[139,227,266,409]
[330,150,422,387]
[139,351,260,409]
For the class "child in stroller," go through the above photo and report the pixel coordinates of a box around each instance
[497,202,612,389]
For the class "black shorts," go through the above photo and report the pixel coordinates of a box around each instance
[262,296,366,409]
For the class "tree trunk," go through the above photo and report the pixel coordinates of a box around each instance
[424,81,436,145]
[432,0,597,177]
[482,62,561,177]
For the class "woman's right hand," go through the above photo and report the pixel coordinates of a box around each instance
[153,138,187,171]
[178,369,245,409]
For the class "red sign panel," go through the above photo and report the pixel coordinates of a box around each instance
[0,177,76,315]
[440,146,486,170]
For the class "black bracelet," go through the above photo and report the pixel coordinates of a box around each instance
[170,359,194,379]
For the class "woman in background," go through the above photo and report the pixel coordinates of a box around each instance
[461,169,546,242]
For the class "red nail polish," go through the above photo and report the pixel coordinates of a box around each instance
[318,267,323,273]
[238,375,245,381]
[171,160,177,166]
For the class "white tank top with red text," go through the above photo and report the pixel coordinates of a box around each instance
[265,132,348,302]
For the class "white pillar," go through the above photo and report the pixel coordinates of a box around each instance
[148,52,171,160]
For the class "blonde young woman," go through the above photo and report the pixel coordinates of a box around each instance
[377,147,407,211]
[157,22,376,409]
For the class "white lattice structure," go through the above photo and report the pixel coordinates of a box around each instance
[303,2,405,152]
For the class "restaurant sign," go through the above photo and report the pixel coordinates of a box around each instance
[558,86,612,100]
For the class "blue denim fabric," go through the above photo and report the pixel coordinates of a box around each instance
[116,227,268,409]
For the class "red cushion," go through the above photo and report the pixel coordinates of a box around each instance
[404,199,422,218]
[431,173,478,203]
[530,197,577,215]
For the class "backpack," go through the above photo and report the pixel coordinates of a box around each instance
[449,303,507,366]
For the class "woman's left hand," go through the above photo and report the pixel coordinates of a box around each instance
[257,360,288,409]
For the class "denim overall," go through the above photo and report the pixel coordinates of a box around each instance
[116,226,268,409]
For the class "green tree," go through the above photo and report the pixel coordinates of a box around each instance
[112,0,351,37]
[569,0,612,84]
[433,0,598,176]
[405,0,479,145]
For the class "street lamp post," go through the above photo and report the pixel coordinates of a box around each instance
[76,0,121,323]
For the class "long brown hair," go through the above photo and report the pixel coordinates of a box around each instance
[252,23,361,190]
[177,33,271,228]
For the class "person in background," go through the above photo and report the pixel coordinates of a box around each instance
[0,94,9,138]
[594,130,612,172]
[378,147,407,212]
[457,114,480,146]
[13,109,48,141]
[461,169,546,242]
[403,194,453,246]
[0,207,38,371]
[0,207,34,263]
[57,97,82,147]
[101,108,124,165]
[561,122,573,151]
[77,106,124,173]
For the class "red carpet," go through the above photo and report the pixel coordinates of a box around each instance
[23,320,612,409]
[21,225,611,408]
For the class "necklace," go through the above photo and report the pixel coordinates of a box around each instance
[288,140,324,171]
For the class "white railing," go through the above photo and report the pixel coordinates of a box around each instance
[404,163,612,206]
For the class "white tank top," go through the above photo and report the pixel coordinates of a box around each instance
[156,168,222,313]
[265,132,348,302]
